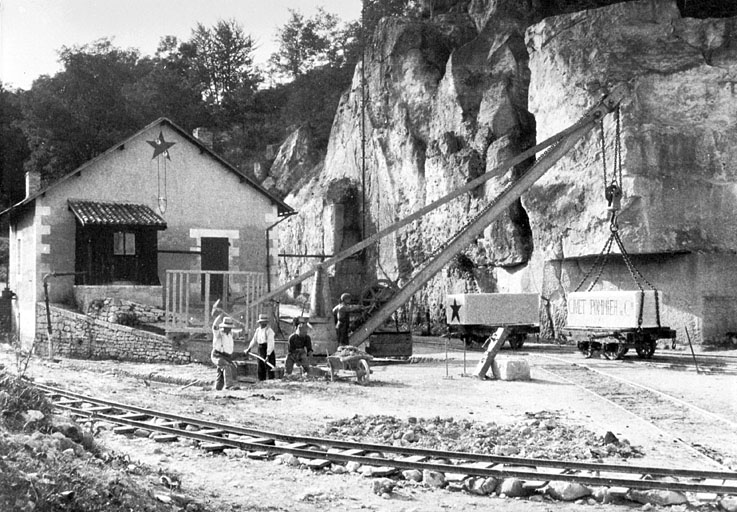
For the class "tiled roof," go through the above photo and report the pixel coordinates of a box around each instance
[68,200,167,229]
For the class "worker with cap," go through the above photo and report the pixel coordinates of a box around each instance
[211,313,240,390]
[285,318,313,376]
[332,292,366,346]
[246,313,276,380]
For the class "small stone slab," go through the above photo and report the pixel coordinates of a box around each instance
[198,429,226,437]
[362,465,398,477]
[445,472,468,483]
[492,357,531,381]
[200,442,228,452]
[153,434,179,443]
[396,454,427,463]
[246,436,276,446]
[695,478,723,501]
[113,425,137,435]
[246,450,271,460]
[84,405,114,413]
[119,413,150,420]
[306,458,332,470]
[336,448,366,456]
[282,442,310,450]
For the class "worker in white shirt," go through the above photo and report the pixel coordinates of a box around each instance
[211,314,240,390]
[246,313,276,380]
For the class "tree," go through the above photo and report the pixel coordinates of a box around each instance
[18,37,215,186]
[188,19,261,106]
[20,40,146,184]
[0,84,30,207]
[126,37,210,131]
[269,8,348,81]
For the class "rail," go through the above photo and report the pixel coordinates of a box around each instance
[35,382,737,498]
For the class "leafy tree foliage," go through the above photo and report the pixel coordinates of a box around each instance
[11,6,427,196]
[126,37,211,131]
[19,39,209,185]
[189,19,261,106]
[20,40,145,185]
[269,8,353,81]
[0,85,29,207]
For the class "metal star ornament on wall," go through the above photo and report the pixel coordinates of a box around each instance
[147,131,176,160]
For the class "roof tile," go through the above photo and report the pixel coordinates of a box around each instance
[68,200,167,229]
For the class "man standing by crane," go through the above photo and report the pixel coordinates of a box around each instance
[332,293,366,346]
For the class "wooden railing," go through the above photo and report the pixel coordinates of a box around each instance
[164,270,266,334]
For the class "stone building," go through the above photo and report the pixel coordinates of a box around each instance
[1,118,293,346]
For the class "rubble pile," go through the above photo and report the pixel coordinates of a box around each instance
[320,411,644,461]
[331,345,373,361]
[0,371,206,511]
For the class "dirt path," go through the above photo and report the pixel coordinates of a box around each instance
[2,340,735,511]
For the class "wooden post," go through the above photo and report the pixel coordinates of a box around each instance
[475,327,510,380]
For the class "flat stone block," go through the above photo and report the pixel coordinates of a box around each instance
[492,357,530,381]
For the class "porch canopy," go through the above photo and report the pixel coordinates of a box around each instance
[69,200,166,285]
[68,200,167,229]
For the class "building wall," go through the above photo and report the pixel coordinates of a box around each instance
[44,124,279,295]
[9,205,40,346]
[12,122,282,345]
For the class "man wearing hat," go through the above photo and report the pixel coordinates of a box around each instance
[246,313,276,380]
[285,318,313,376]
[211,313,241,390]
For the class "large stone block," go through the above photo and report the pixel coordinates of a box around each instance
[491,356,530,381]
[446,293,539,325]
[567,290,662,329]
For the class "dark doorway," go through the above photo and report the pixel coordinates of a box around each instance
[201,237,229,301]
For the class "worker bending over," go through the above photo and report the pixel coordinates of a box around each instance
[286,320,313,376]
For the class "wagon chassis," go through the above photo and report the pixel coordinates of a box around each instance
[564,326,676,360]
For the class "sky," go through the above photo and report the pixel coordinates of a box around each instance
[0,0,362,90]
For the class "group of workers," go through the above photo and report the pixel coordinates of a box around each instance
[210,292,363,391]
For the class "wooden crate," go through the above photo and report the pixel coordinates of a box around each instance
[566,290,662,329]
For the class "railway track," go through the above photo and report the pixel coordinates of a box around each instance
[35,381,737,499]
[538,355,737,468]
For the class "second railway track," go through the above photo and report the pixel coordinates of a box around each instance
[538,354,737,469]
[34,381,737,500]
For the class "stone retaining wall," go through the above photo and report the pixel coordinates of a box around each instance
[35,303,190,363]
[85,298,166,326]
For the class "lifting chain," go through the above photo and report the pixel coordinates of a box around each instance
[576,105,661,328]
[601,107,623,227]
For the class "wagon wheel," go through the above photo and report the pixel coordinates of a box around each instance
[355,359,371,384]
[602,341,628,360]
[507,333,526,350]
[577,340,591,358]
[635,337,657,359]
[360,279,397,315]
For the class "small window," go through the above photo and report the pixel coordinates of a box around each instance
[113,232,136,256]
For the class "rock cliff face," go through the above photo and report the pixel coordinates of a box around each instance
[277,0,737,345]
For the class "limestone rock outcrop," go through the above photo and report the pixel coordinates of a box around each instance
[277,0,737,344]
[262,126,321,199]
